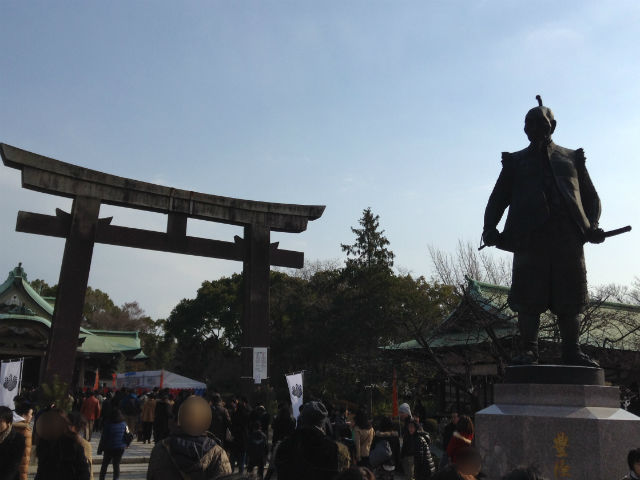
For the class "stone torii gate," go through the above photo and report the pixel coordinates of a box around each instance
[1,143,325,388]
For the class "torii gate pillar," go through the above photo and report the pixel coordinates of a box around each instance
[45,197,100,384]
[241,225,271,392]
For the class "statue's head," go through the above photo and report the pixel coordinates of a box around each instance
[524,95,556,143]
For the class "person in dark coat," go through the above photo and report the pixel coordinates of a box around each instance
[34,409,90,480]
[209,393,232,447]
[274,401,350,480]
[230,397,251,473]
[97,408,128,480]
[0,405,26,480]
[153,394,172,443]
[399,403,417,478]
[146,395,231,480]
[406,419,435,480]
[482,96,604,367]
[246,422,268,479]
[271,404,295,447]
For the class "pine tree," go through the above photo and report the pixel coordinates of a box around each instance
[341,207,394,272]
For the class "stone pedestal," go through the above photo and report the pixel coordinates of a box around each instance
[476,372,640,479]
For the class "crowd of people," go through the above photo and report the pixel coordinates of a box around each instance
[1,388,640,479]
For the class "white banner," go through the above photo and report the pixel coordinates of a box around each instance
[253,348,268,384]
[286,372,304,420]
[0,360,22,409]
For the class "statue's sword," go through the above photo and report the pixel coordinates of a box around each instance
[478,225,632,251]
[602,225,632,238]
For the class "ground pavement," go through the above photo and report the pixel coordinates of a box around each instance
[27,437,417,479]
[28,437,154,479]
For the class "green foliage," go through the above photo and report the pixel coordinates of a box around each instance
[39,375,73,412]
[30,278,57,297]
[139,319,176,370]
[162,207,458,405]
[341,207,394,272]
[164,274,243,385]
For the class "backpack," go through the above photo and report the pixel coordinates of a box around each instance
[369,439,393,467]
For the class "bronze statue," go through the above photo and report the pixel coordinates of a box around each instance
[482,96,606,367]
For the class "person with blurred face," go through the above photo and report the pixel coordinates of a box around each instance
[0,405,26,480]
[622,448,640,480]
[433,447,483,480]
[147,395,231,480]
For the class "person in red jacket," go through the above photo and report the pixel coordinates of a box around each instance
[80,392,101,441]
[445,415,474,465]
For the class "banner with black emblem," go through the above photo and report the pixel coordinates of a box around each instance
[0,359,22,409]
[286,372,304,420]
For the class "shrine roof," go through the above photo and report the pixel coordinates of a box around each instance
[0,265,144,356]
[0,264,55,318]
[86,330,141,352]
[386,278,640,353]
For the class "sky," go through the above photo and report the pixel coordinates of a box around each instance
[1,1,640,319]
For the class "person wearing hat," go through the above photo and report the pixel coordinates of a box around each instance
[274,400,351,480]
[398,403,417,479]
[483,95,604,367]
[146,395,231,479]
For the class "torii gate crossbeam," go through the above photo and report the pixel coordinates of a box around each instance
[1,143,325,389]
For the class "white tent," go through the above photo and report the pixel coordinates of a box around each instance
[115,370,206,390]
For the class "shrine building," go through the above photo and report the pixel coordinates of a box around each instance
[0,263,146,387]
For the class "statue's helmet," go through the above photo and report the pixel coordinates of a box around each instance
[524,95,556,141]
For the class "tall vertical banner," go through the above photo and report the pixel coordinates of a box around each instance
[0,360,22,409]
[286,372,304,420]
[253,348,268,384]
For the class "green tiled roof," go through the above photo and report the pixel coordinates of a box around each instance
[0,264,54,318]
[87,330,141,352]
[387,278,640,352]
[0,264,144,357]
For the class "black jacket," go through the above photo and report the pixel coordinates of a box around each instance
[0,428,25,480]
[484,142,600,252]
[34,436,90,480]
[230,404,251,450]
[413,432,436,480]
[275,426,351,480]
[272,413,296,445]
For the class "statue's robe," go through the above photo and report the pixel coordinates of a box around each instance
[484,141,601,315]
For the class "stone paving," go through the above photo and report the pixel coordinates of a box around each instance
[28,436,415,479]
[28,437,154,478]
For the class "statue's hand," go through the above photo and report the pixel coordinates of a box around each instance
[587,227,606,244]
[482,228,500,247]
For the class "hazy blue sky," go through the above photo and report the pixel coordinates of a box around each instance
[1,1,639,318]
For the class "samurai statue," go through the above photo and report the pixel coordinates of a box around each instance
[482,96,605,367]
